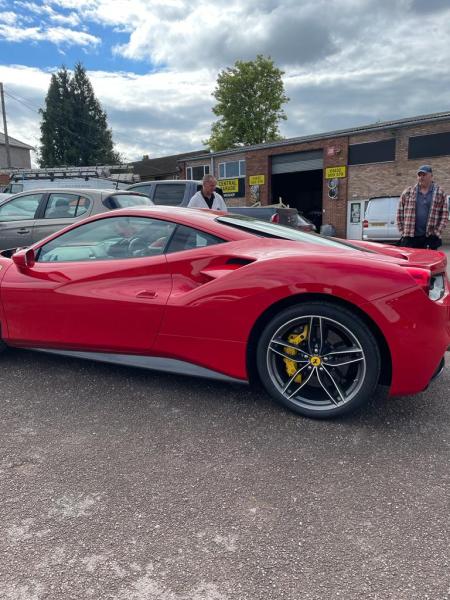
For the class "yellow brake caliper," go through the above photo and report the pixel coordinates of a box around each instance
[283,325,309,383]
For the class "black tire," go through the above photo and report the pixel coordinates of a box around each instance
[256,302,380,418]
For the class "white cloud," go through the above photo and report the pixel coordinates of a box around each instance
[0,23,100,47]
[2,0,450,163]
[0,12,17,25]
[49,12,80,26]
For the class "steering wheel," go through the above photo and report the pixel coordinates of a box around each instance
[128,236,148,256]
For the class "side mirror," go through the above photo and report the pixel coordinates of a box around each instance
[12,248,36,269]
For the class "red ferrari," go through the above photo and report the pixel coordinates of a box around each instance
[0,207,449,418]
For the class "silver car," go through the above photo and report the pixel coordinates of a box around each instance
[0,188,154,251]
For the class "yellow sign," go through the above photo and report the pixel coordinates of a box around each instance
[219,178,239,194]
[249,175,265,186]
[325,166,347,179]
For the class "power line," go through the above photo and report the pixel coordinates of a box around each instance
[3,88,170,152]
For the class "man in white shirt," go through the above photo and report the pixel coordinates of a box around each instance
[187,174,228,211]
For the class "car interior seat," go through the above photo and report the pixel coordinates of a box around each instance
[48,198,73,218]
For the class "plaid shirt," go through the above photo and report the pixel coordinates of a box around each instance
[397,183,448,237]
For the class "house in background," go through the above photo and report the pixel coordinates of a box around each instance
[132,149,207,181]
[0,132,33,169]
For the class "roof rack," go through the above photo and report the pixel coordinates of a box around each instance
[2,164,139,184]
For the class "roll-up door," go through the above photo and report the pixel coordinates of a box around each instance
[271,150,323,174]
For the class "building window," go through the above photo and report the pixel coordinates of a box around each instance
[186,165,210,180]
[218,160,246,178]
[348,139,396,165]
[408,131,450,159]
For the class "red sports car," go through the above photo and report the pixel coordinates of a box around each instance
[0,207,449,418]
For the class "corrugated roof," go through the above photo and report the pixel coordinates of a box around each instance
[0,132,34,150]
[185,110,450,160]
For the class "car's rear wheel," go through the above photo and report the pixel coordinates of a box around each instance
[256,302,380,418]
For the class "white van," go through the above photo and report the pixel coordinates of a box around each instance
[362,196,400,243]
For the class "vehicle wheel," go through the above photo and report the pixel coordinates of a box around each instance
[256,302,380,418]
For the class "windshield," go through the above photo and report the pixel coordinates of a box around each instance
[217,214,371,251]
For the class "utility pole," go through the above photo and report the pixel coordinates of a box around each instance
[0,82,12,169]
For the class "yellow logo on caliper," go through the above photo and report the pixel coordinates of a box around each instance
[310,356,321,367]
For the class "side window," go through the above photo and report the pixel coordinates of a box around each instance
[37,216,176,262]
[165,225,224,253]
[187,165,210,180]
[0,193,42,221]
[153,184,186,206]
[131,184,152,197]
[218,160,246,178]
[43,193,90,219]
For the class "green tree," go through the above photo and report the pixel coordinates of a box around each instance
[205,55,289,152]
[39,63,120,167]
[39,67,74,167]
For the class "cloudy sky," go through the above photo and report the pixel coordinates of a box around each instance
[1,0,450,164]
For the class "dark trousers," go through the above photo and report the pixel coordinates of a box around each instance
[400,235,442,250]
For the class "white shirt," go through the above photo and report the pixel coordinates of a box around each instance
[187,190,228,211]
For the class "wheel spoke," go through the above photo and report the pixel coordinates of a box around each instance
[307,316,324,355]
[316,369,341,406]
[282,363,310,393]
[320,366,346,404]
[329,356,364,367]
[269,338,310,360]
[286,367,315,399]
[323,347,362,358]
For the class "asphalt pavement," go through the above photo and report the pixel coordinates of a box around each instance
[1,348,449,600]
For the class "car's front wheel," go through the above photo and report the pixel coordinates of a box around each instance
[256,302,380,418]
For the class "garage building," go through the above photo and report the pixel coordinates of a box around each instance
[181,111,450,243]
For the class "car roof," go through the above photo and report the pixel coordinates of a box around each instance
[0,188,148,200]
[94,205,224,222]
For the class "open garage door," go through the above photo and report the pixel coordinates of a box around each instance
[272,150,323,174]
[271,150,323,231]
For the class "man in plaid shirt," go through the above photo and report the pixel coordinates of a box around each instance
[397,165,448,249]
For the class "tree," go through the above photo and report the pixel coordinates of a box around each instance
[39,67,74,167]
[205,55,289,152]
[39,63,120,167]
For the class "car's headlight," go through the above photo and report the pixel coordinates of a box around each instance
[429,273,445,301]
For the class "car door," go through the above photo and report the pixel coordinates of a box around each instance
[32,192,94,243]
[2,215,176,353]
[0,192,43,250]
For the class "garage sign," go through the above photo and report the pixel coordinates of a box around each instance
[249,175,265,185]
[218,177,245,198]
[220,178,239,194]
[325,166,346,179]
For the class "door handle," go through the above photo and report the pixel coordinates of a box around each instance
[136,290,158,298]
[17,228,31,234]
